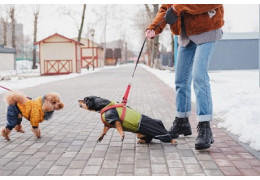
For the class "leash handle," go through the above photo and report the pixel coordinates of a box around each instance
[131,19,164,79]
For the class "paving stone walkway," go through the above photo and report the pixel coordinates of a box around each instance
[0,65,260,176]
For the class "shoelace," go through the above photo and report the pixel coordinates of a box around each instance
[197,123,207,138]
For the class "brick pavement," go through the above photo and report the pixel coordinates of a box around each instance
[0,65,260,176]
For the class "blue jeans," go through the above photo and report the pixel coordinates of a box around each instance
[175,41,216,122]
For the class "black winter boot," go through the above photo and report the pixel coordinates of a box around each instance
[168,117,192,138]
[195,121,214,150]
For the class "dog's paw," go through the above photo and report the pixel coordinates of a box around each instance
[171,139,177,145]
[15,125,25,133]
[97,135,105,143]
[37,129,41,138]
[1,128,11,141]
[32,128,41,138]
[137,139,146,144]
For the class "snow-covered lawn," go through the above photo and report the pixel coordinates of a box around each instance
[143,65,260,151]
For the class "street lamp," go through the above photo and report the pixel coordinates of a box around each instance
[90,28,95,70]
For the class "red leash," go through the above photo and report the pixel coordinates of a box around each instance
[121,20,164,105]
[0,85,12,91]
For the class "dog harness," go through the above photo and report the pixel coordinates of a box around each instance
[100,102,142,132]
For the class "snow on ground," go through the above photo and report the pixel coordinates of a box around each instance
[0,60,121,94]
[0,69,100,94]
[0,60,125,94]
[143,65,260,151]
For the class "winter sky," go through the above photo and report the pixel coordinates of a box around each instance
[0,1,259,52]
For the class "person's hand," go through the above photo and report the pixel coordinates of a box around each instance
[145,29,156,39]
[164,7,178,25]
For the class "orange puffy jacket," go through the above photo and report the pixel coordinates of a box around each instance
[147,4,224,36]
[17,97,45,128]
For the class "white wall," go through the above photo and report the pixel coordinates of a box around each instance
[0,53,15,71]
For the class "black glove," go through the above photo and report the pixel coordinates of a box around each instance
[164,7,178,25]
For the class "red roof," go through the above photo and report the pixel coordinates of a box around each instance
[34,33,84,45]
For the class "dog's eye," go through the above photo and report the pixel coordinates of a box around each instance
[52,102,57,105]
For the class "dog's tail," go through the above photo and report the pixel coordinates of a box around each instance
[5,91,27,105]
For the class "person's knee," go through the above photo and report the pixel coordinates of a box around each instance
[193,72,208,87]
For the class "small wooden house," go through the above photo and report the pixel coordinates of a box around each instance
[73,38,104,69]
[34,33,82,75]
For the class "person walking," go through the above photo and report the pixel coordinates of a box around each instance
[145,4,224,150]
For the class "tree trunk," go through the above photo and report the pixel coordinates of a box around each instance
[9,6,15,48]
[2,19,7,46]
[103,6,107,66]
[152,4,159,68]
[77,4,86,42]
[32,6,40,69]
[144,4,153,67]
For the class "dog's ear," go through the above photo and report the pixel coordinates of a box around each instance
[83,97,93,109]
[42,101,54,112]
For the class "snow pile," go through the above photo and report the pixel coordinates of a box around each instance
[0,60,38,78]
[210,70,260,150]
[16,60,34,71]
[0,60,124,94]
[0,69,100,94]
[143,65,260,151]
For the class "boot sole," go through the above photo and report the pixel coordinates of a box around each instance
[195,139,214,150]
[170,132,192,139]
[184,132,192,136]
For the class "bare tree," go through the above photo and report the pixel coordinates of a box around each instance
[144,4,153,66]
[102,5,108,64]
[59,6,80,41]
[0,5,9,46]
[152,4,160,68]
[77,4,86,42]
[32,5,40,69]
[144,4,160,68]
[9,5,16,48]
[0,5,8,46]
[1,14,8,46]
